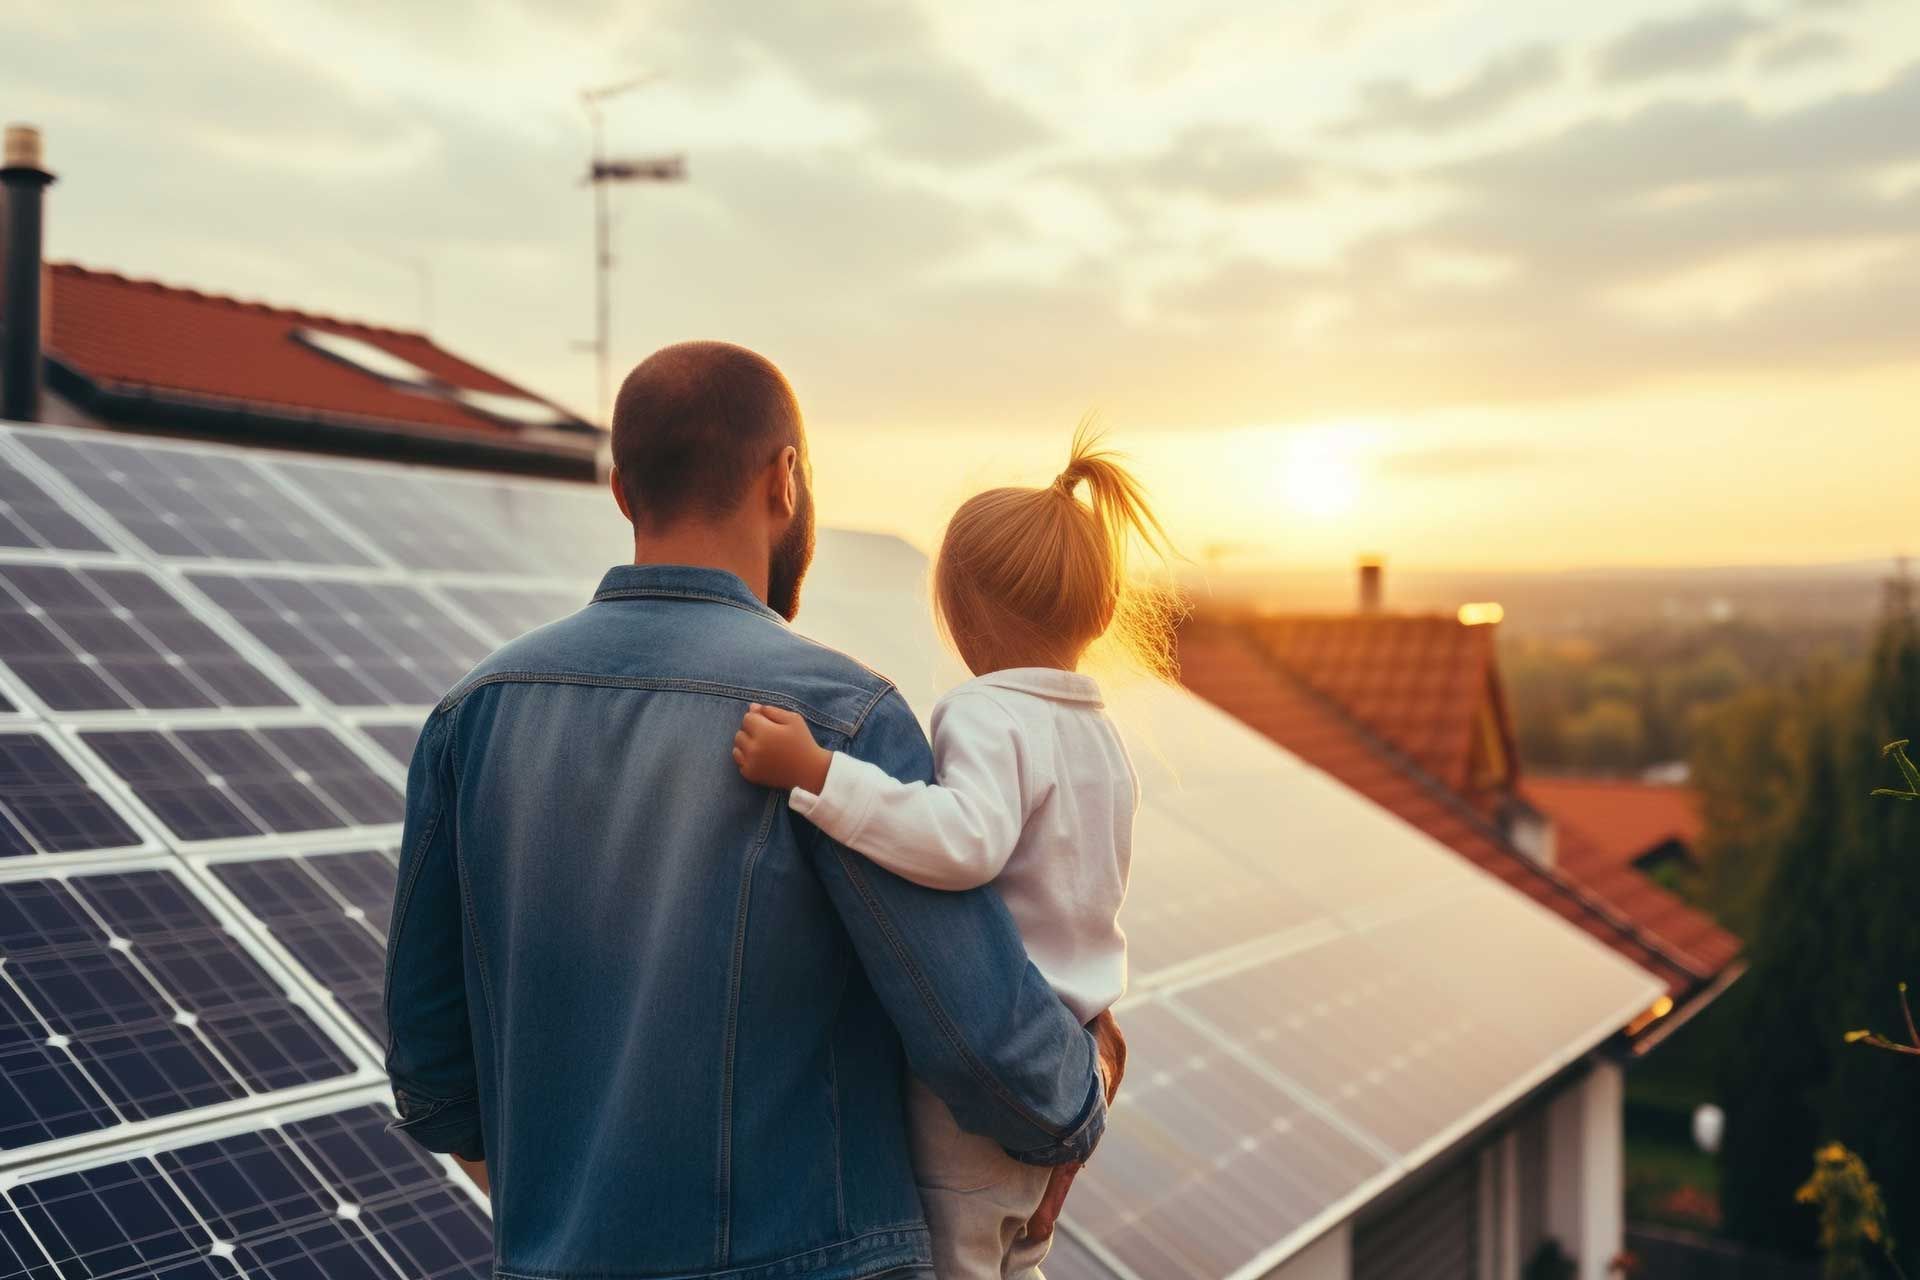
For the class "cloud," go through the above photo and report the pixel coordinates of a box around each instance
[1597,7,1765,84]
[1330,45,1561,137]
[1442,61,1920,203]
[1056,124,1323,215]
[654,0,1050,166]
[1759,29,1849,72]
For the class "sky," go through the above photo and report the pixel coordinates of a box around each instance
[10,0,1920,573]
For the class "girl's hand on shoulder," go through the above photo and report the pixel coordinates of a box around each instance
[732,704,832,793]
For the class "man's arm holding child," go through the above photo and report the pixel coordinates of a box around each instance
[769,689,1110,1165]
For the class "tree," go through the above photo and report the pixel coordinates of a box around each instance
[1691,682,1816,936]
[1719,584,1920,1272]
[1820,593,1920,1275]
[1717,701,1847,1257]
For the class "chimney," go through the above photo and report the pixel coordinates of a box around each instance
[1,125,55,423]
[1357,555,1384,614]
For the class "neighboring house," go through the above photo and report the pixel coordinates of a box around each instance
[36,263,601,478]
[1175,604,1744,1280]
[1526,777,1707,890]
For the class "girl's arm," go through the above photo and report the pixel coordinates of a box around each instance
[734,696,1030,891]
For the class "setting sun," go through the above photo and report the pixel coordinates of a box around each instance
[1280,425,1367,519]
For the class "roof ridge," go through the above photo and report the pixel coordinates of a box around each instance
[47,261,426,341]
[1218,620,1723,985]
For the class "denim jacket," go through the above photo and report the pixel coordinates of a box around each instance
[384,564,1106,1280]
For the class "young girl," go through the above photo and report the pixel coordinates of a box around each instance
[731,429,1173,1280]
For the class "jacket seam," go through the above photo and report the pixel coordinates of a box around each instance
[828,953,849,1237]
[591,586,782,619]
[447,703,501,1184]
[437,671,863,737]
[382,715,445,1048]
[717,791,780,1267]
[829,843,1068,1144]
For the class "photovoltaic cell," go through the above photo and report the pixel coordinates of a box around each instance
[274,459,618,580]
[188,575,492,707]
[355,722,419,769]
[0,733,143,856]
[215,851,395,1040]
[0,454,110,554]
[0,564,292,712]
[0,872,354,1152]
[0,1105,491,1279]
[1062,1003,1386,1280]
[81,727,403,842]
[431,585,581,645]
[18,436,378,568]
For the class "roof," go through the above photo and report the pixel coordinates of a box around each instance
[1242,614,1503,794]
[1525,776,1705,869]
[43,263,588,442]
[1175,617,1742,1008]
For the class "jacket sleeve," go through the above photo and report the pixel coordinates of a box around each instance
[383,708,484,1162]
[791,694,1034,891]
[802,688,1104,1166]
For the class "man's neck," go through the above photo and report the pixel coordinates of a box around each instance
[630,527,770,606]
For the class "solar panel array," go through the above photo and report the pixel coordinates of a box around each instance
[0,422,1662,1280]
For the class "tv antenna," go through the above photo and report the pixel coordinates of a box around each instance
[579,75,686,426]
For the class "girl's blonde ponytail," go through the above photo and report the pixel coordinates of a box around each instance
[935,420,1183,682]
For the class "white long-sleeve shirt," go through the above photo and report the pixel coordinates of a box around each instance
[791,667,1135,1024]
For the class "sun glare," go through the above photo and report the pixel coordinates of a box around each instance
[1280,427,1364,519]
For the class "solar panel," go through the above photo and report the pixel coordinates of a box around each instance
[350,722,419,769]
[80,726,402,842]
[430,584,581,645]
[0,732,145,857]
[0,1102,490,1279]
[213,850,396,1042]
[16,435,375,567]
[0,563,295,714]
[0,870,356,1155]
[275,459,619,580]
[0,421,1668,1280]
[187,575,491,708]
[0,453,110,554]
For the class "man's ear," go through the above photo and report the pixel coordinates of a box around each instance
[770,445,799,521]
[609,465,634,525]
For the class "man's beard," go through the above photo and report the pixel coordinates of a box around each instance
[767,481,816,622]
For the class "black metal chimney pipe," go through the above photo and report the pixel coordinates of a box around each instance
[1,125,55,423]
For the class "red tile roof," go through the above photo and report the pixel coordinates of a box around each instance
[1242,615,1501,794]
[44,263,581,439]
[1176,618,1742,1011]
[1525,777,1704,872]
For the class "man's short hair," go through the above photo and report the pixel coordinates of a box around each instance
[610,341,803,530]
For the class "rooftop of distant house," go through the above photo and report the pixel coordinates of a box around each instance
[38,263,598,476]
[1176,605,1743,1042]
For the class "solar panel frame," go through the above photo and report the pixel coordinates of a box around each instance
[0,558,302,717]
[67,719,404,852]
[11,434,393,572]
[0,859,383,1172]
[182,569,497,711]
[0,1090,490,1280]
[193,846,399,1057]
[0,727,163,867]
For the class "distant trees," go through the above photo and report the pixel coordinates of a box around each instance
[1506,621,1867,774]
[1714,590,1920,1274]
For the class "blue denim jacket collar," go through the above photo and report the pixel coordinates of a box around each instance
[592,563,787,624]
